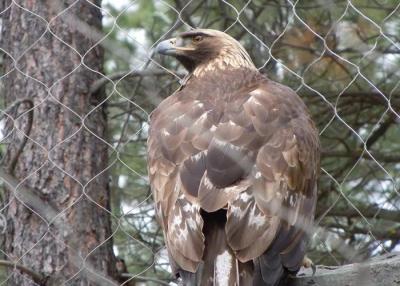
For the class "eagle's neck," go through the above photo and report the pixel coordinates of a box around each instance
[183,66,264,97]
[192,48,257,78]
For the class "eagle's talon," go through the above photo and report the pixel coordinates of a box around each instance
[311,263,316,276]
[302,256,316,276]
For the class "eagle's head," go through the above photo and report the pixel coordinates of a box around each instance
[156,29,256,77]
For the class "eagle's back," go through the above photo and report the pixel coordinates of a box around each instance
[147,68,319,285]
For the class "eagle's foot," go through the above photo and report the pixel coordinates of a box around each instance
[302,256,316,276]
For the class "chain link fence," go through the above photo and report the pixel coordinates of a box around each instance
[0,0,399,285]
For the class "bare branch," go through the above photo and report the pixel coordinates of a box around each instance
[119,273,172,286]
[0,98,34,173]
[0,260,46,285]
[89,70,185,95]
[365,116,395,149]
[323,222,400,240]
[0,168,58,222]
[322,150,400,163]
[289,253,400,286]
[317,205,400,222]
[0,169,119,286]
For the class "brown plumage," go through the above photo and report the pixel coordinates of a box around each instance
[148,29,320,286]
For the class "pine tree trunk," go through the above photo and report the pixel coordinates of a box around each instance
[0,0,116,285]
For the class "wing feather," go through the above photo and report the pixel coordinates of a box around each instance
[226,189,280,260]
[225,80,319,270]
[167,195,204,272]
[148,74,319,279]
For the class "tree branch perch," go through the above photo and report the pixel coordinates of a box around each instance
[289,253,400,286]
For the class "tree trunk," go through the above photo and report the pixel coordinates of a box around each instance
[1,0,116,285]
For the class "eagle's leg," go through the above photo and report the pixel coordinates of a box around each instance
[177,269,201,286]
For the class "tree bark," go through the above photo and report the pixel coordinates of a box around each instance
[1,0,116,285]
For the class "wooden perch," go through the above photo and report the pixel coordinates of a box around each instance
[289,253,400,286]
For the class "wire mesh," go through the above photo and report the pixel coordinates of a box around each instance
[0,0,399,285]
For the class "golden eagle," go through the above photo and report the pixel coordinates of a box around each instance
[147,29,319,286]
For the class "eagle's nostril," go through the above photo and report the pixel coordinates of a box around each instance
[156,38,177,55]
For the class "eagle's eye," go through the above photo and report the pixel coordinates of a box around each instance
[192,35,203,43]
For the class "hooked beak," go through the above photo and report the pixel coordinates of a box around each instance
[156,37,196,56]
[156,38,177,56]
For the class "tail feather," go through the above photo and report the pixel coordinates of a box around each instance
[179,210,253,286]
[202,210,242,286]
[178,210,303,286]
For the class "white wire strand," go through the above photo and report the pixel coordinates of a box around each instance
[0,0,399,285]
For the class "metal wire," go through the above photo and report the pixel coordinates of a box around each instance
[0,0,399,285]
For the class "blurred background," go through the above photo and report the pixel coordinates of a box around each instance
[0,0,399,285]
